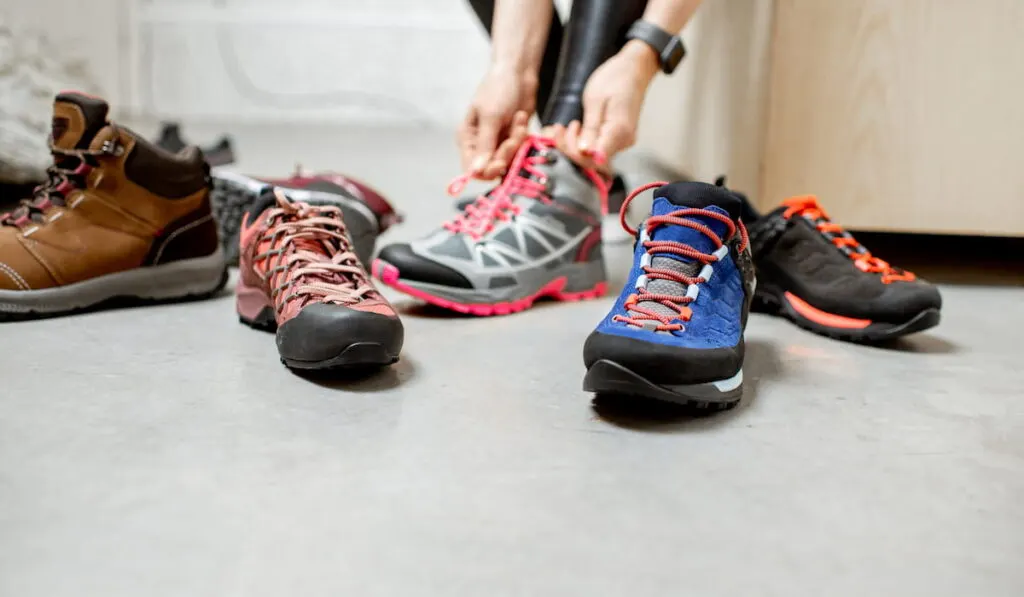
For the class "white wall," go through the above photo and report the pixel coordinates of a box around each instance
[0,0,125,102]
[1,0,489,126]
[0,0,122,179]
[134,0,489,126]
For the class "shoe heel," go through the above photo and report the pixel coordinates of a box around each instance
[211,173,261,265]
[552,260,608,301]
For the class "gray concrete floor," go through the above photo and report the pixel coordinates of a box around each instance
[2,125,1023,597]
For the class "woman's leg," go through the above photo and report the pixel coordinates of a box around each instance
[465,0,564,116]
[543,0,648,126]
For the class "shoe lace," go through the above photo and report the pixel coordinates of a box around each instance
[782,195,916,284]
[1,140,120,228]
[442,135,609,240]
[255,189,376,315]
[613,181,750,332]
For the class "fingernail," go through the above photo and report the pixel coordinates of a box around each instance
[471,156,488,172]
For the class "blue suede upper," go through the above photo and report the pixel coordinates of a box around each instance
[593,198,746,350]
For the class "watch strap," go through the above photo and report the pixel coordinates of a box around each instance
[625,20,686,75]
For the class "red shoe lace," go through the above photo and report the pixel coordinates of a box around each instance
[613,181,750,332]
[443,135,610,241]
[782,195,915,284]
[1,145,103,228]
[255,189,376,315]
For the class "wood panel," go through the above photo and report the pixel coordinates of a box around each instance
[637,0,775,197]
[762,0,1024,236]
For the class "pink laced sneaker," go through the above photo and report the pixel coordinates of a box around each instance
[236,188,403,371]
[372,135,611,316]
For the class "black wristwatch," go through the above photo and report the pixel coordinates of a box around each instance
[625,20,686,75]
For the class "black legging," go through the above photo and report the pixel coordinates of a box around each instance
[467,0,647,126]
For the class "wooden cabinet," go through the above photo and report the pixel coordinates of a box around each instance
[762,0,1024,236]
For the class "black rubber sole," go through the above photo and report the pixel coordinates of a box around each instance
[238,306,278,332]
[210,174,378,267]
[752,287,941,343]
[0,269,229,323]
[238,306,399,371]
[282,342,399,371]
[583,359,742,409]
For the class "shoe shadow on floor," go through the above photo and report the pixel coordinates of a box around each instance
[590,338,782,432]
[292,355,418,392]
[862,334,961,355]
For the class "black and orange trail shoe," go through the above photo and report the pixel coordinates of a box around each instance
[746,195,941,343]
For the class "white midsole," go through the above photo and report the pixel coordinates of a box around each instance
[666,369,743,392]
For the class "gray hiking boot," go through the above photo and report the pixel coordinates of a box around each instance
[372,136,610,316]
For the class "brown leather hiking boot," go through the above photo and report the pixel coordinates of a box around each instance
[0,92,227,321]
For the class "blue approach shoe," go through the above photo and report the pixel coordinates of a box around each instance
[583,181,756,408]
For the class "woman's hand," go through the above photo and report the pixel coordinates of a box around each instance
[457,66,537,180]
[554,40,660,170]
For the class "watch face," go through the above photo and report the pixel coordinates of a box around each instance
[663,38,686,73]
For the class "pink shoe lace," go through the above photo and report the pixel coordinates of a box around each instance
[1,141,120,228]
[255,189,377,315]
[443,135,610,241]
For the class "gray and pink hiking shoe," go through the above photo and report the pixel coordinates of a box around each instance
[373,135,610,316]
[236,188,403,371]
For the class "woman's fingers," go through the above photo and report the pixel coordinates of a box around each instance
[578,96,606,153]
[456,108,480,172]
[563,120,585,162]
[594,100,637,158]
[478,111,530,180]
[543,123,566,148]
[472,112,501,173]
[554,120,606,171]
[495,111,529,163]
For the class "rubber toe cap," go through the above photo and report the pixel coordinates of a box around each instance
[872,280,942,324]
[376,243,473,288]
[277,302,404,365]
[583,331,743,386]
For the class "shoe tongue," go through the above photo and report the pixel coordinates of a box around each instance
[257,188,349,263]
[51,92,109,150]
[506,145,546,185]
[654,180,743,216]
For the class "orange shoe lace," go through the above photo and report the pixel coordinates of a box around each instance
[443,135,610,241]
[782,195,916,284]
[613,181,750,332]
[255,189,377,315]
